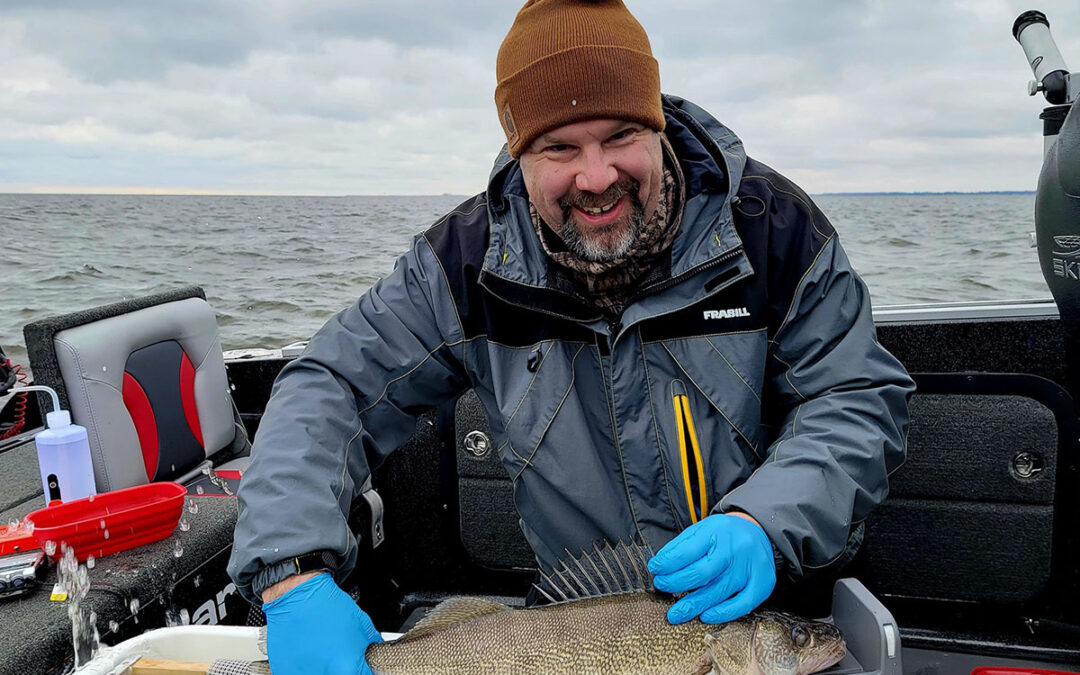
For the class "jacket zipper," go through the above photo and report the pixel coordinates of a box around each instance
[671,379,708,524]
[630,245,745,306]
[481,245,745,347]
[608,245,746,347]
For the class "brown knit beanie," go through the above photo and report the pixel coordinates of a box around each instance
[495,0,665,158]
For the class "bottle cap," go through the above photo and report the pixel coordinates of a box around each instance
[46,410,72,428]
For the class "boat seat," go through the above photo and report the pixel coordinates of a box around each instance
[23,286,250,493]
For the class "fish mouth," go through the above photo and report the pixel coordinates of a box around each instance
[800,640,848,674]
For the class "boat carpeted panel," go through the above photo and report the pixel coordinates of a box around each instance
[0,495,241,675]
[894,393,1057,504]
[858,499,1053,602]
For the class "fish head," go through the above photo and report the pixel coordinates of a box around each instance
[703,611,846,675]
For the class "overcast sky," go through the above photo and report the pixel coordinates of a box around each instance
[2,1,1079,195]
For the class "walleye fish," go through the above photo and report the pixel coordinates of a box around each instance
[232,543,845,675]
[364,543,846,675]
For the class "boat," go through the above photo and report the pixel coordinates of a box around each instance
[0,10,1078,675]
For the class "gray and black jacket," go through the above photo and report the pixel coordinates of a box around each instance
[229,95,915,604]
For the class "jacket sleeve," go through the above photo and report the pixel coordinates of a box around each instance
[719,232,914,579]
[227,234,468,603]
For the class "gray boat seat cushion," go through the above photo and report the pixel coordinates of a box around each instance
[25,287,249,492]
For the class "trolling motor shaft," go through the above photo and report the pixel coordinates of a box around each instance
[1016,11,1080,408]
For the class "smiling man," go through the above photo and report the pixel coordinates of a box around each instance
[522,119,663,262]
[229,1,915,673]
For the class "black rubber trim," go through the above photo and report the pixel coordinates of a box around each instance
[1013,10,1049,41]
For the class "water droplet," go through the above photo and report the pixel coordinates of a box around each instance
[173,540,184,558]
[108,620,119,633]
[170,464,176,473]
[129,598,140,614]
[88,494,95,503]
[188,500,199,515]
[100,519,106,529]
[193,575,202,588]
[196,486,205,495]
[9,519,19,532]
[273,547,279,553]
[86,555,95,569]
[179,609,190,625]
[102,365,107,372]
[24,521,34,534]
[103,529,110,540]
[179,517,190,532]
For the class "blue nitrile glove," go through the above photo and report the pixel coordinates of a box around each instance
[648,513,776,625]
[263,573,383,675]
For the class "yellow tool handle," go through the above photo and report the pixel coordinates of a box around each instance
[130,657,211,674]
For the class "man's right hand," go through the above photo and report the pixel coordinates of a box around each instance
[262,572,383,675]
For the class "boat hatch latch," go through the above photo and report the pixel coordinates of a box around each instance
[1012,452,1044,479]
[464,430,492,459]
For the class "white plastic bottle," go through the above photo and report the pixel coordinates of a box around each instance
[35,409,97,504]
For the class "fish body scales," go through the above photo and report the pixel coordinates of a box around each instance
[367,593,713,674]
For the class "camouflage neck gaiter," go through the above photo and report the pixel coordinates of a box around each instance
[530,132,686,318]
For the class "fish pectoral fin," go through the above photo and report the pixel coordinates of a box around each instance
[397,597,511,643]
[689,652,717,675]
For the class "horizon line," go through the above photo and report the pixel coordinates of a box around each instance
[0,190,1037,197]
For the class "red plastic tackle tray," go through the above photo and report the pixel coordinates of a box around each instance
[25,482,187,561]
[0,521,38,555]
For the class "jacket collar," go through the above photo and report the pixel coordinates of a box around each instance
[481,95,750,323]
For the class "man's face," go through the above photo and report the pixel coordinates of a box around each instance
[520,118,664,262]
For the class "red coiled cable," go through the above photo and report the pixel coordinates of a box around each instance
[0,357,29,440]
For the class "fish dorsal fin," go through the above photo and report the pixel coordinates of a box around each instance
[398,597,511,643]
[534,540,656,604]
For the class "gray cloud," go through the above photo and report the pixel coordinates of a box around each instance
[1,0,1079,194]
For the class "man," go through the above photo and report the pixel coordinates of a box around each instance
[228,1,914,672]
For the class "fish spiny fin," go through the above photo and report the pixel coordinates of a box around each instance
[561,557,595,597]
[566,548,602,596]
[531,582,559,605]
[586,544,613,595]
[539,568,570,601]
[625,542,649,589]
[553,566,581,599]
[539,539,656,602]
[594,542,620,593]
[397,597,510,643]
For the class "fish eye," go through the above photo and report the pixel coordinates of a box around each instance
[791,626,811,649]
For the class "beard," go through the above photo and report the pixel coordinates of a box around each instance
[557,177,646,263]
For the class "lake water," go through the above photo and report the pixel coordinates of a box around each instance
[0,192,1048,373]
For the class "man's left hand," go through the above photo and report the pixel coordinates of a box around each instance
[648,512,776,624]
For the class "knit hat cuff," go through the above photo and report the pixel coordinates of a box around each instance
[495,44,665,157]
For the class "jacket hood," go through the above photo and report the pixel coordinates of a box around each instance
[481,95,750,323]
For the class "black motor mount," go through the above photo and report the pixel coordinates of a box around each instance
[1035,99,1080,400]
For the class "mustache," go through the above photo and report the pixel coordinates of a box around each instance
[558,176,641,212]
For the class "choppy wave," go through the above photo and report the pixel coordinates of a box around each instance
[0,193,1048,375]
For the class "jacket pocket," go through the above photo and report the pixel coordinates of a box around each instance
[671,379,708,524]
